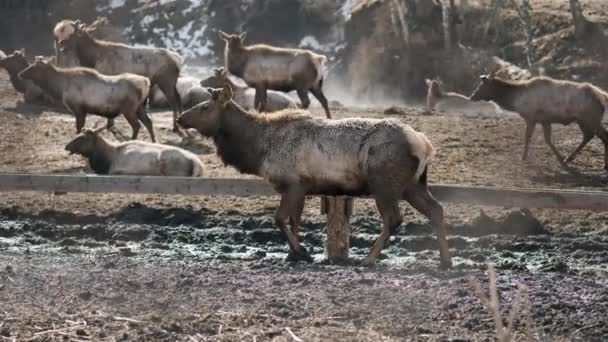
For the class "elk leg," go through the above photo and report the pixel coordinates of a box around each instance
[564,123,594,164]
[310,86,332,119]
[296,88,311,109]
[124,112,141,140]
[594,126,608,170]
[541,123,565,165]
[158,79,182,132]
[137,105,156,142]
[275,191,312,262]
[522,120,536,161]
[254,85,268,112]
[288,193,305,240]
[361,193,402,267]
[68,105,87,134]
[404,185,452,269]
[106,118,115,129]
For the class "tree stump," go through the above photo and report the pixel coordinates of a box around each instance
[322,196,353,263]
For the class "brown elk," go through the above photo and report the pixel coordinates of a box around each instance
[19,58,155,141]
[177,85,451,268]
[220,31,331,118]
[470,71,608,170]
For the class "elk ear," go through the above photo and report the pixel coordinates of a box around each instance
[219,31,230,40]
[17,48,25,56]
[218,84,233,106]
[239,32,247,42]
[425,79,432,86]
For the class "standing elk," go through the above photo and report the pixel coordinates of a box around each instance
[200,67,297,111]
[177,85,451,268]
[57,20,183,132]
[19,58,155,141]
[66,127,204,176]
[220,31,332,118]
[425,79,503,116]
[470,71,608,170]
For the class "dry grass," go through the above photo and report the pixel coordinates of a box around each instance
[470,261,532,342]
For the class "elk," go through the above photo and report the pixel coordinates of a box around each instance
[177,85,451,268]
[19,58,155,141]
[470,71,608,170]
[200,67,297,111]
[57,20,183,132]
[425,78,502,116]
[66,127,204,176]
[220,31,331,118]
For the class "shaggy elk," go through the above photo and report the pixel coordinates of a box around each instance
[57,20,184,132]
[0,49,51,103]
[220,31,332,118]
[200,67,297,111]
[177,85,452,268]
[19,58,155,141]
[470,71,608,170]
[66,127,204,176]
[425,79,502,116]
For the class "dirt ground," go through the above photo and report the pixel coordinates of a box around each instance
[1,66,608,342]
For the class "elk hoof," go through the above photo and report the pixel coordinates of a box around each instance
[286,249,313,263]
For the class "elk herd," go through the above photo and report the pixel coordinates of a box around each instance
[2,16,608,268]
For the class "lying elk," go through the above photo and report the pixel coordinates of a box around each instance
[0,49,51,103]
[151,76,210,109]
[177,85,451,268]
[66,127,204,176]
[19,58,155,141]
[200,67,297,111]
[425,79,502,116]
[220,31,331,118]
[57,20,183,132]
[470,71,608,170]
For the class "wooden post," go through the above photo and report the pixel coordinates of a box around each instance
[322,196,353,263]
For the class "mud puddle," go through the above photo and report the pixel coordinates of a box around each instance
[1,203,607,275]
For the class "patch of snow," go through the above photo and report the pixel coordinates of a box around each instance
[341,0,353,21]
[299,36,323,50]
[140,15,155,27]
[109,0,126,9]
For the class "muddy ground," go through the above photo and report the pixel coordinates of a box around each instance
[1,68,608,341]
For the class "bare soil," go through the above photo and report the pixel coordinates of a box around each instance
[1,65,608,341]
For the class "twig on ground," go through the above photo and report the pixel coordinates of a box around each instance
[285,327,304,342]
[112,316,143,324]
[34,324,87,336]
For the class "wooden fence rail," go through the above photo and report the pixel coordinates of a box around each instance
[0,173,607,211]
